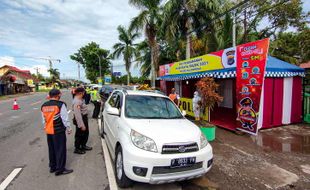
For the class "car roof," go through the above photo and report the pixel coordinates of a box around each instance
[116,89,167,98]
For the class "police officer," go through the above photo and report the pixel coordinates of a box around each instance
[72,87,92,154]
[91,87,101,119]
[169,88,180,106]
[41,89,73,176]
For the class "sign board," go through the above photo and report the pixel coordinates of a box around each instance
[179,98,209,121]
[113,72,122,77]
[97,78,103,85]
[104,75,112,84]
[27,79,34,86]
[159,47,236,76]
[235,38,270,135]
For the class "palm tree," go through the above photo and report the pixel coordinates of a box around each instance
[48,68,60,87]
[129,0,162,87]
[112,25,140,85]
[136,41,151,78]
[162,0,200,59]
[162,0,221,57]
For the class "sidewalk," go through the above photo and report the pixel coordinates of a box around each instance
[0,92,37,101]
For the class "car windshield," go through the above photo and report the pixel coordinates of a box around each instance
[125,95,183,119]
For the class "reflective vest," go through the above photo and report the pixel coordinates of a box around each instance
[91,90,99,101]
[169,93,177,101]
[41,100,66,135]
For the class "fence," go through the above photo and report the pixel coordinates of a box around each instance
[304,92,310,123]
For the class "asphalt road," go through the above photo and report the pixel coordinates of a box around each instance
[0,91,109,190]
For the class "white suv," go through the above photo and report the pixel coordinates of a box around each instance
[102,90,213,188]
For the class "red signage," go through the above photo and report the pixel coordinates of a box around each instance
[236,38,270,135]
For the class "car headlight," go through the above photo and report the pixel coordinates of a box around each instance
[130,130,158,152]
[200,133,209,149]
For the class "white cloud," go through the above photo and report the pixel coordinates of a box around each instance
[0,0,140,80]
[21,64,50,76]
[0,56,15,67]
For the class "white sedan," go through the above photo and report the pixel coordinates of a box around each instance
[101,90,213,188]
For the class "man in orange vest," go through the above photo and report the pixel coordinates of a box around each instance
[169,88,180,106]
[41,89,73,176]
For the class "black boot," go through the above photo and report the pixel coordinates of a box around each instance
[74,148,86,154]
[82,145,92,151]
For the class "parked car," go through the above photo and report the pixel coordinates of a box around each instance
[101,90,213,188]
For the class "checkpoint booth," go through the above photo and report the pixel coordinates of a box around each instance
[158,39,305,135]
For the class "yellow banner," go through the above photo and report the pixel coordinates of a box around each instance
[179,98,209,121]
[169,55,222,75]
[159,46,237,76]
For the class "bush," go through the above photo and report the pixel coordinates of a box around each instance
[195,77,223,110]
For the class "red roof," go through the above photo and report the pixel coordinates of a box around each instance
[300,62,310,69]
[0,65,39,82]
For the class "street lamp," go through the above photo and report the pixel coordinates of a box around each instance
[92,52,102,79]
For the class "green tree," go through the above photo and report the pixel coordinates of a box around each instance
[48,68,60,84]
[112,25,140,85]
[162,0,225,58]
[70,42,111,83]
[239,0,307,42]
[32,73,45,82]
[270,28,310,65]
[136,41,151,78]
[136,40,179,78]
[129,0,162,87]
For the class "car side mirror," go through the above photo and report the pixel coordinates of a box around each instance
[182,110,186,116]
[107,107,120,116]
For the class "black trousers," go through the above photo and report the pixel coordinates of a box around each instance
[92,101,101,118]
[47,132,67,172]
[74,115,89,149]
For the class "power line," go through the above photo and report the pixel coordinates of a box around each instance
[186,0,252,35]
[184,0,291,46]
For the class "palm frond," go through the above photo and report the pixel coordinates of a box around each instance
[129,10,149,32]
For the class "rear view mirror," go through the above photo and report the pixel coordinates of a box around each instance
[182,110,186,116]
[107,107,120,116]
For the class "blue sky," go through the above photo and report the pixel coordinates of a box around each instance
[0,0,309,81]
[0,0,140,81]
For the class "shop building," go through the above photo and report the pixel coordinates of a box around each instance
[0,65,38,95]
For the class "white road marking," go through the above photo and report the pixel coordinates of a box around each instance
[30,101,41,106]
[0,168,23,190]
[33,108,39,110]
[98,119,118,190]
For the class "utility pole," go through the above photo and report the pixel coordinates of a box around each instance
[34,67,39,76]
[111,62,113,82]
[243,9,247,43]
[77,62,81,80]
[232,10,236,47]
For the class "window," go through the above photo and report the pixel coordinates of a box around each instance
[109,92,118,107]
[108,91,123,109]
[125,95,183,119]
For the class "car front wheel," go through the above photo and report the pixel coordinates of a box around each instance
[115,145,133,188]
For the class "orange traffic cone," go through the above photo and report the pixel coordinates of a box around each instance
[12,99,20,110]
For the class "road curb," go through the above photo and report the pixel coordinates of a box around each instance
[98,119,118,190]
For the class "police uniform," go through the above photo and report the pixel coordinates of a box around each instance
[41,99,70,174]
[72,97,91,153]
[91,89,101,118]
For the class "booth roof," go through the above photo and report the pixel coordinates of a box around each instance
[159,56,305,81]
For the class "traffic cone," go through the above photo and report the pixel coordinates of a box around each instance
[12,99,20,110]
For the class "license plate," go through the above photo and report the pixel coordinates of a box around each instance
[171,157,196,168]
